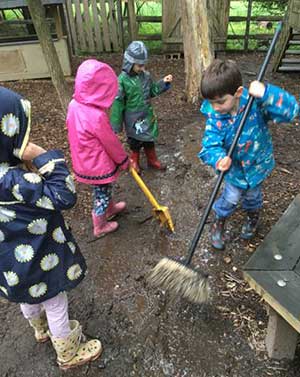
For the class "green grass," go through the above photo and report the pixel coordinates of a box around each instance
[135,1,162,51]
[3,9,24,20]
[227,0,286,50]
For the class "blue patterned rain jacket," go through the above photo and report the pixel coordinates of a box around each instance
[0,87,86,304]
[198,84,299,189]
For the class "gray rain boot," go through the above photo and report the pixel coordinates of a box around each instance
[210,215,226,250]
[240,210,260,239]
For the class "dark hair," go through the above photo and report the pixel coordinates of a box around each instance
[201,59,243,99]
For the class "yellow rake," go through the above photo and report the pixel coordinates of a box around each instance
[130,167,175,232]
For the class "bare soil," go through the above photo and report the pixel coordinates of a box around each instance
[1,52,300,377]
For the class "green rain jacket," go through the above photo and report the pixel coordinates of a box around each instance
[110,56,171,142]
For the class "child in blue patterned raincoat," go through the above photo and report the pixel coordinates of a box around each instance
[0,86,102,370]
[198,59,299,250]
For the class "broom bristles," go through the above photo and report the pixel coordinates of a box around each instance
[147,257,210,304]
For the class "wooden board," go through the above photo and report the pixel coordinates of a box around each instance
[243,194,300,333]
[99,0,111,52]
[244,194,300,271]
[1,0,64,9]
[65,0,78,52]
[244,270,300,333]
[82,0,95,52]
[73,0,87,51]
[91,0,104,52]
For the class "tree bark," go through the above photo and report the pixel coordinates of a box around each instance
[181,0,213,104]
[27,0,70,114]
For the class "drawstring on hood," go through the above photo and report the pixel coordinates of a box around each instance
[122,41,148,74]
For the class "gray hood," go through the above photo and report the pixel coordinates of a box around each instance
[122,41,148,73]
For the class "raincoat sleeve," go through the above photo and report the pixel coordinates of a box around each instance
[198,118,227,169]
[149,77,171,98]
[12,150,77,211]
[255,84,299,123]
[110,78,125,133]
[97,114,129,169]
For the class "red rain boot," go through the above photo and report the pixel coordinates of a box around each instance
[130,151,141,174]
[92,212,118,238]
[144,147,166,170]
[106,201,126,220]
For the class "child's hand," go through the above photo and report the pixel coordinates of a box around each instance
[163,74,173,83]
[249,80,266,99]
[22,142,46,161]
[216,156,232,171]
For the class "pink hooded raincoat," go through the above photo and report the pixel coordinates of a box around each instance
[67,59,128,185]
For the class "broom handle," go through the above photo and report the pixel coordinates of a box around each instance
[185,21,283,266]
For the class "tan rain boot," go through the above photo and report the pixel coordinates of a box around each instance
[29,311,49,343]
[49,320,102,370]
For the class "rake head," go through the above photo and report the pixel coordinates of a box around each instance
[153,205,175,232]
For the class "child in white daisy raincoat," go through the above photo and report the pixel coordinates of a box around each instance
[0,86,102,370]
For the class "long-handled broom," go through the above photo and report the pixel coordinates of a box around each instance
[147,22,283,304]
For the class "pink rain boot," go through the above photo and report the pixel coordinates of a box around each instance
[106,201,127,220]
[92,212,118,238]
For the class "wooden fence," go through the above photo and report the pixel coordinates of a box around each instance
[64,0,286,55]
[129,0,284,52]
[65,0,125,53]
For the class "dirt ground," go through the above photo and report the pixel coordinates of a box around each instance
[1,52,300,377]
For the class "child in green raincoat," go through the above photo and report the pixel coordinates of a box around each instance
[110,41,173,174]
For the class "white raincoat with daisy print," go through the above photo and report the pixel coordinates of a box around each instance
[0,86,86,304]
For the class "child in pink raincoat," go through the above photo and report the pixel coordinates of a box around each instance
[67,59,129,238]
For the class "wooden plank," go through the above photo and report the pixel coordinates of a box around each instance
[127,0,137,41]
[73,0,87,50]
[163,37,182,44]
[0,0,64,8]
[244,270,300,333]
[108,0,119,51]
[286,49,300,54]
[82,0,95,52]
[65,0,78,53]
[244,194,300,271]
[229,16,282,22]
[162,0,181,41]
[278,66,300,71]
[244,0,253,51]
[282,58,300,63]
[289,39,300,45]
[91,0,104,52]
[137,34,161,41]
[136,16,162,22]
[99,0,111,52]
[116,0,124,50]
[227,34,273,40]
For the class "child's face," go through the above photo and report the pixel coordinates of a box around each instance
[132,64,145,74]
[209,87,243,115]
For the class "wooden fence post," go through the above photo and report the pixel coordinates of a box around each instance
[127,0,137,41]
[244,0,253,51]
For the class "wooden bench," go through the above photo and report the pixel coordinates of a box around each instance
[243,194,300,360]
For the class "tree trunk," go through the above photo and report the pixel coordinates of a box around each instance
[27,0,70,114]
[181,0,213,103]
